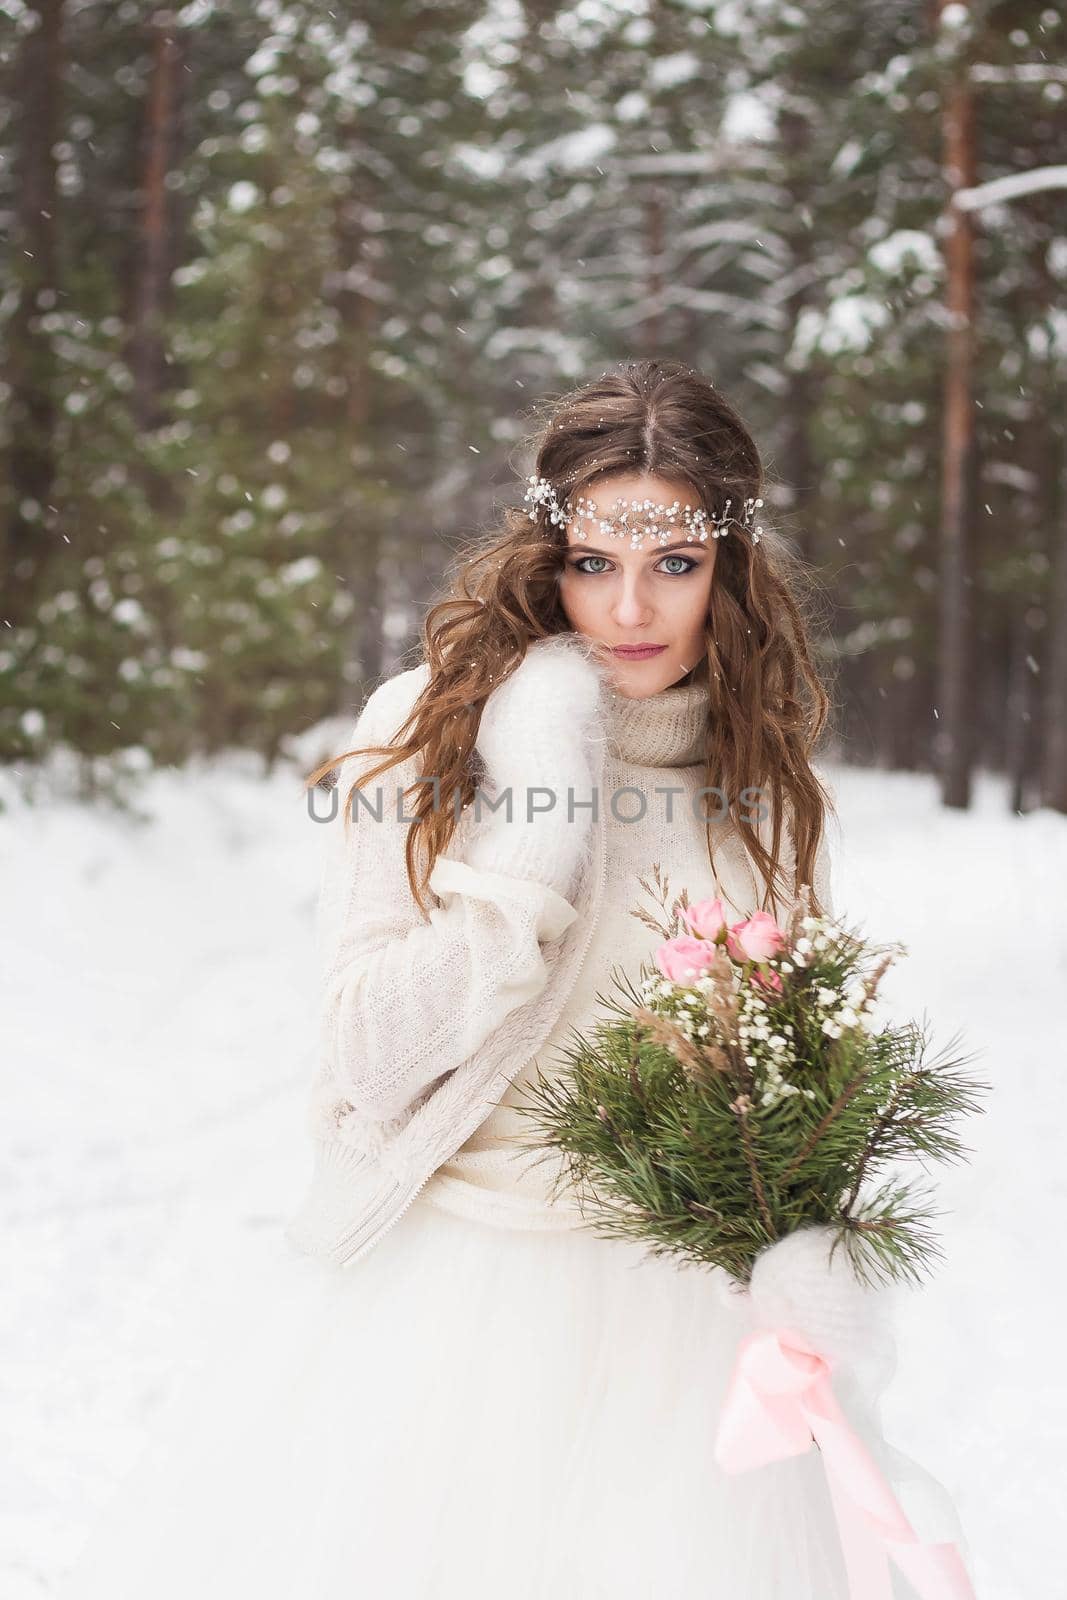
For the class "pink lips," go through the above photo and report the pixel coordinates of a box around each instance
[611,644,667,660]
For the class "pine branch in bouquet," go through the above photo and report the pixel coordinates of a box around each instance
[831,1172,951,1289]
[509,874,990,1292]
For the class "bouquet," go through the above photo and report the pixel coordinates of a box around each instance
[513,870,987,1599]
[515,868,987,1294]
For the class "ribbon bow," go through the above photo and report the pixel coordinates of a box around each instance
[713,1324,975,1600]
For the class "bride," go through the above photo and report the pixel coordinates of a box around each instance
[58,359,973,1598]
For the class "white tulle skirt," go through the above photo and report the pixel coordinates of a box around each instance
[57,1190,972,1600]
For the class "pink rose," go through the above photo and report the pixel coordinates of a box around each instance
[680,897,729,942]
[751,967,784,995]
[726,911,786,964]
[654,936,719,985]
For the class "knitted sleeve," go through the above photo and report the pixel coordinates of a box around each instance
[314,671,581,1123]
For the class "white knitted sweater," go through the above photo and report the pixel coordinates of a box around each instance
[420,670,770,1230]
[285,653,835,1268]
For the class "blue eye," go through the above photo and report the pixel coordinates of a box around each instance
[568,554,700,577]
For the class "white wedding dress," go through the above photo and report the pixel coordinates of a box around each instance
[55,1185,973,1600]
[57,676,974,1598]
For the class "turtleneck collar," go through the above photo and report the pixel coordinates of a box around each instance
[600,663,710,767]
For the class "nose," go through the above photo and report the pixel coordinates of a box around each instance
[610,570,654,629]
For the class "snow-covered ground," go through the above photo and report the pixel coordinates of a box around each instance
[2,744,1062,1598]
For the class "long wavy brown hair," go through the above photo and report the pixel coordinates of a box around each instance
[305,359,837,922]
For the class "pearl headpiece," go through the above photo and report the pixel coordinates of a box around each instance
[523,476,764,547]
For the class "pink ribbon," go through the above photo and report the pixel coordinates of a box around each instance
[713,1325,975,1600]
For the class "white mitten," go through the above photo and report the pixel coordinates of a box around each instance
[746,1224,898,1401]
[466,633,611,900]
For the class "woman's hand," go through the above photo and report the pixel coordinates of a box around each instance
[746,1224,898,1400]
[474,632,610,792]
[466,633,612,901]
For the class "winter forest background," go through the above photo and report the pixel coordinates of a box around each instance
[2,0,1066,807]
[3,3,1066,1598]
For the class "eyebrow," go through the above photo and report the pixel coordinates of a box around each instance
[567,540,708,557]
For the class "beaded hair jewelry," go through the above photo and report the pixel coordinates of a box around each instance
[523,475,764,547]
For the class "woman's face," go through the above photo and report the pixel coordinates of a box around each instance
[557,472,717,698]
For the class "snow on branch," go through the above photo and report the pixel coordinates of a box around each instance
[970,63,1067,86]
[954,165,1067,212]
[663,284,787,330]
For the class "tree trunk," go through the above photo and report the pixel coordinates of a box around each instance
[129,8,183,433]
[1042,438,1067,811]
[2,0,63,624]
[1005,604,1041,813]
[779,106,816,567]
[641,184,665,355]
[333,184,382,708]
[936,0,978,809]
